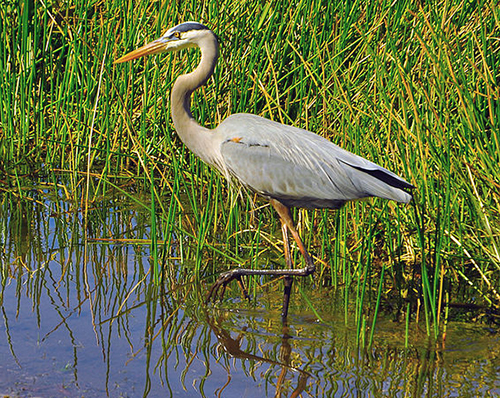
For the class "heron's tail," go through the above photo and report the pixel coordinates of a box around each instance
[342,161,415,203]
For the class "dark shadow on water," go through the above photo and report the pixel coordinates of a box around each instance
[0,190,499,397]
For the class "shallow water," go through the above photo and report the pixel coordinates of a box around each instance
[0,192,498,397]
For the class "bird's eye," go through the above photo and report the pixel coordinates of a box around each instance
[173,31,181,39]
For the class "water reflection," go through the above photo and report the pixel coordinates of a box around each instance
[0,191,498,397]
[206,314,310,396]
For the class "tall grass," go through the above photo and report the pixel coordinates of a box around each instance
[1,0,499,336]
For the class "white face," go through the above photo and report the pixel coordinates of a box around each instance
[160,23,209,52]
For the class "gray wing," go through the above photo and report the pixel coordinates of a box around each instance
[216,114,413,209]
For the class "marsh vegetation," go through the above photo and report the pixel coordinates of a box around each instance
[1,0,499,396]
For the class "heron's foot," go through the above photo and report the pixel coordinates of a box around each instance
[207,268,251,304]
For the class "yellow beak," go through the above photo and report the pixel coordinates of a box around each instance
[114,39,166,64]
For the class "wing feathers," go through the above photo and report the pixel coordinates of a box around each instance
[217,114,414,207]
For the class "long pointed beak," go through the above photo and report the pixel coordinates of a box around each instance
[114,39,166,64]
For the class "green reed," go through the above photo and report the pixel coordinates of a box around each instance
[1,0,499,338]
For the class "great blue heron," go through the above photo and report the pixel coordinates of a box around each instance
[115,21,414,322]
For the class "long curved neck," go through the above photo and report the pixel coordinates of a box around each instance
[171,32,219,165]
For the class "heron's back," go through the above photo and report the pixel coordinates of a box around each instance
[214,114,413,209]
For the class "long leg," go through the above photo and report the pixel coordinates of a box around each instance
[207,198,316,321]
[281,218,293,322]
[271,199,315,277]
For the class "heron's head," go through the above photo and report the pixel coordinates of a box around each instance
[114,22,213,63]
